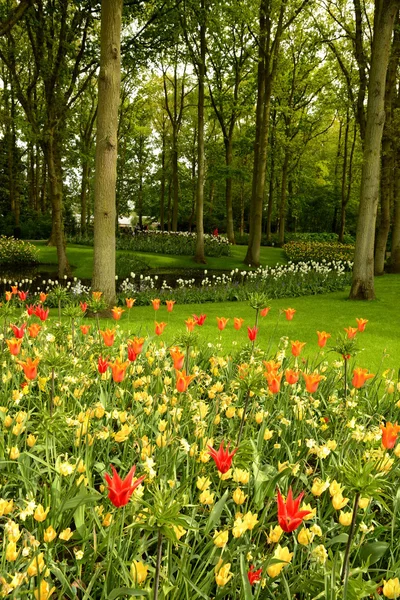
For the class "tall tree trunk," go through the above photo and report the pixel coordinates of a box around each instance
[278,150,290,246]
[240,181,245,236]
[160,124,166,232]
[171,126,179,231]
[224,138,235,243]
[266,109,277,242]
[374,13,400,275]
[245,0,284,266]
[391,153,400,272]
[167,179,172,232]
[92,0,122,304]
[43,129,70,277]
[195,0,206,263]
[350,0,399,300]
[338,114,349,242]
[80,160,89,235]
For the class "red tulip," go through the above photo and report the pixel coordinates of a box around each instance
[166,300,176,312]
[35,305,49,322]
[284,308,296,320]
[127,345,137,362]
[216,317,229,331]
[18,290,28,301]
[104,465,145,508]
[26,304,36,316]
[193,314,206,326]
[80,301,88,313]
[98,356,109,374]
[316,331,331,348]
[16,357,40,380]
[155,321,167,336]
[248,565,262,585]
[380,422,400,449]
[208,441,238,474]
[11,323,26,339]
[247,326,258,342]
[356,318,368,332]
[175,369,195,392]
[277,487,311,533]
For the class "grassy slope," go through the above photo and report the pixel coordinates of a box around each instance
[92,275,399,373]
[32,242,399,371]
[33,241,287,279]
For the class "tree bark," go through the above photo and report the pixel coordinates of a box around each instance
[350,0,399,300]
[391,153,400,272]
[224,138,235,243]
[160,120,166,232]
[374,13,400,275]
[80,160,89,235]
[92,0,122,304]
[194,0,206,264]
[278,149,290,246]
[42,129,70,277]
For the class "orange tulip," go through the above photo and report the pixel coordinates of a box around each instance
[5,291,12,302]
[291,340,306,357]
[6,338,22,356]
[263,360,281,374]
[344,327,357,339]
[185,318,196,332]
[285,369,299,385]
[16,357,40,380]
[125,298,136,308]
[260,307,270,317]
[302,372,324,393]
[284,308,296,320]
[109,358,129,383]
[166,300,176,312]
[39,292,48,303]
[155,321,167,336]
[170,346,185,370]
[100,329,116,347]
[175,369,196,392]
[151,299,160,311]
[265,371,282,394]
[129,337,145,355]
[380,422,400,449]
[111,307,125,321]
[11,286,18,295]
[352,367,374,389]
[92,291,103,301]
[216,317,229,331]
[28,324,41,339]
[316,331,331,348]
[234,317,244,330]
[356,318,368,332]
[80,325,91,335]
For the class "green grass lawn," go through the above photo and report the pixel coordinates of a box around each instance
[84,274,399,373]
[32,241,287,279]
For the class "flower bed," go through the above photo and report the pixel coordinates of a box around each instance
[71,231,231,257]
[284,241,355,263]
[0,236,39,266]
[0,288,399,598]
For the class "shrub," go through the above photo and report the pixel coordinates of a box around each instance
[235,232,355,247]
[70,231,231,257]
[284,241,355,263]
[0,236,39,265]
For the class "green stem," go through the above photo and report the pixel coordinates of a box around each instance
[341,492,360,598]
[154,529,163,600]
[236,388,251,448]
[344,358,348,398]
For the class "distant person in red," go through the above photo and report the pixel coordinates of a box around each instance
[213,227,219,237]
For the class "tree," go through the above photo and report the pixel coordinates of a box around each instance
[244,0,310,266]
[92,0,122,304]
[350,0,400,300]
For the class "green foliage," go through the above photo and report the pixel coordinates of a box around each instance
[284,241,355,263]
[71,232,231,258]
[0,236,39,266]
